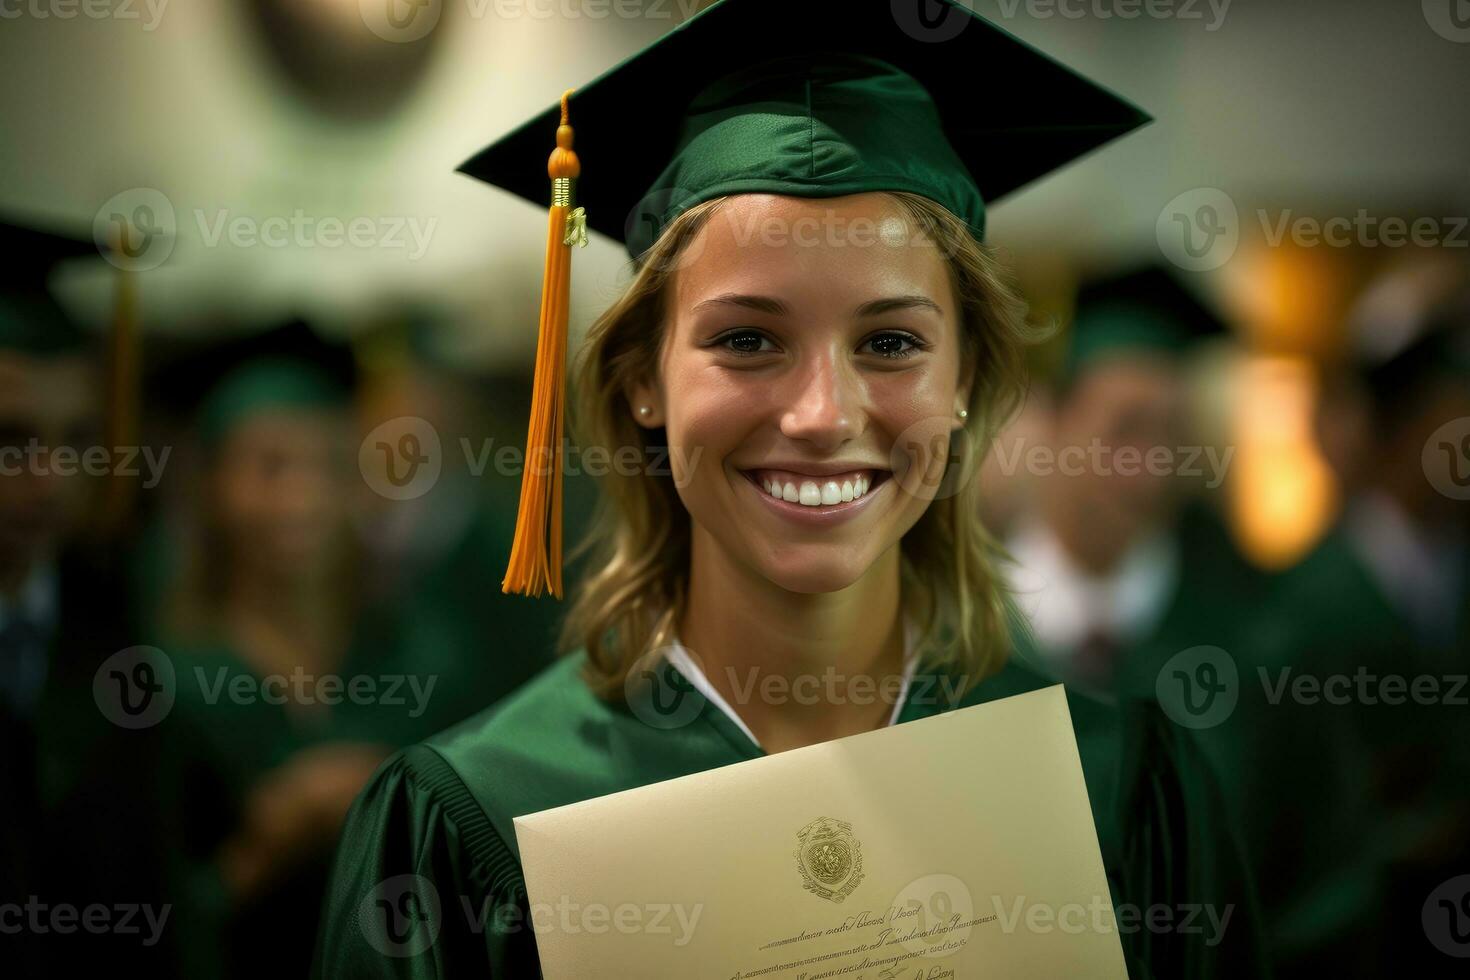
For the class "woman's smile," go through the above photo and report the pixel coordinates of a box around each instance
[735,464,893,525]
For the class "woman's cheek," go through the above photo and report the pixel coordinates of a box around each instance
[669,371,757,468]
[880,378,962,505]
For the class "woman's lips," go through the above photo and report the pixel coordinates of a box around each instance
[737,468,890,524]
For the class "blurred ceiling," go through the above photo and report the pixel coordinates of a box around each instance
[2,0,1466,367]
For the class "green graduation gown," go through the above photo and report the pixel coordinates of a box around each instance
[1235,522,1470,976]
[156,590,553,980]
[312,647,1268,979]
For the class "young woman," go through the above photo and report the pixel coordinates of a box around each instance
[314,3,1266,977]
[155,356,398,979]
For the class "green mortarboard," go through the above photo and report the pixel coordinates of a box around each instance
[0,216,105,356]
[1062,264,1227,380]
[460,0,1150,260]
[455,0,1151,598]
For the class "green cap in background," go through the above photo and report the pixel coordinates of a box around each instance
[1061,264,1228,382]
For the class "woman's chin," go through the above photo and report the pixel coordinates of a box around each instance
[752,556,869,596]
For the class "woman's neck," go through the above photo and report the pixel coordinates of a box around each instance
[678,527,908,754]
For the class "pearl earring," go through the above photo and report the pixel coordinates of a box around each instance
[957,408,968,419]
[638,405,651,417]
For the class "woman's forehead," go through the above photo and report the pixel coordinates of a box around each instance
[673,194,954,314]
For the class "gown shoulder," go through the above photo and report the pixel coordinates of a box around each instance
[312,648,746,978]
[312,736,539,978]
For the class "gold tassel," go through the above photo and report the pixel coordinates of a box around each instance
[502,89,586,598]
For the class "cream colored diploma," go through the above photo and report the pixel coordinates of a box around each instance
[513,684,1128,978]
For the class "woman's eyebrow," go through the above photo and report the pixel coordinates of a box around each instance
[690,293,942,317]
[854,295,943,317]
[692,293,789,316]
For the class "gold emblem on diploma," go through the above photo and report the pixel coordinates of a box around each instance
[794,817,864,903]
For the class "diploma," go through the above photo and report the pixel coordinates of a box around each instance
[513,685,1128,978]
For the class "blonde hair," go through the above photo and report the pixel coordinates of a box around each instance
[558,191,1040,699]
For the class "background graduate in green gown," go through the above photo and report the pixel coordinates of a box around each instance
[312,1,1267,977]
[148,324,563,978]
[1241,282,1470,977]
[1000,264,1278,851]
[0,217,173,975]
[1004,263,1270,707]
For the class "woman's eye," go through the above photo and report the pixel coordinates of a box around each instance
[862,331,924,360]
[718,330,777,356]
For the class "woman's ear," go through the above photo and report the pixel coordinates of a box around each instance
[624,377,664,428]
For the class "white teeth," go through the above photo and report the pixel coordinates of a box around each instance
[755,471,880,507]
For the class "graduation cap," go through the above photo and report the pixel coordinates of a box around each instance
[0,216,106,356]
[457,0,1151,598]
[1060,264,1227,382]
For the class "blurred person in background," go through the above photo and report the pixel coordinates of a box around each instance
[0,218,172,974]
[1001,267,1276,942]
[1244,271,1470,978]
[1005,265,1268,705]
[151,316,573,977]
[152,340,402,979]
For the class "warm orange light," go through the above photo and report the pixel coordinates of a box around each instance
[1229,356,1337,569]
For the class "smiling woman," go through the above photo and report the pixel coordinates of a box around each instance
[565,190,1034,723]
[312,1,1268,978]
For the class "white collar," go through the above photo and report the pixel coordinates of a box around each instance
[1006,517,1178,666]
[664,615,922,751]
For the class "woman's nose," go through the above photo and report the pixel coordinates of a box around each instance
[778,351,862,449]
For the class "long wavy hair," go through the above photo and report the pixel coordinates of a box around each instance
[557,191,1041,700]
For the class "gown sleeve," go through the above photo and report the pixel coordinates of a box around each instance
[312,744,542,978]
